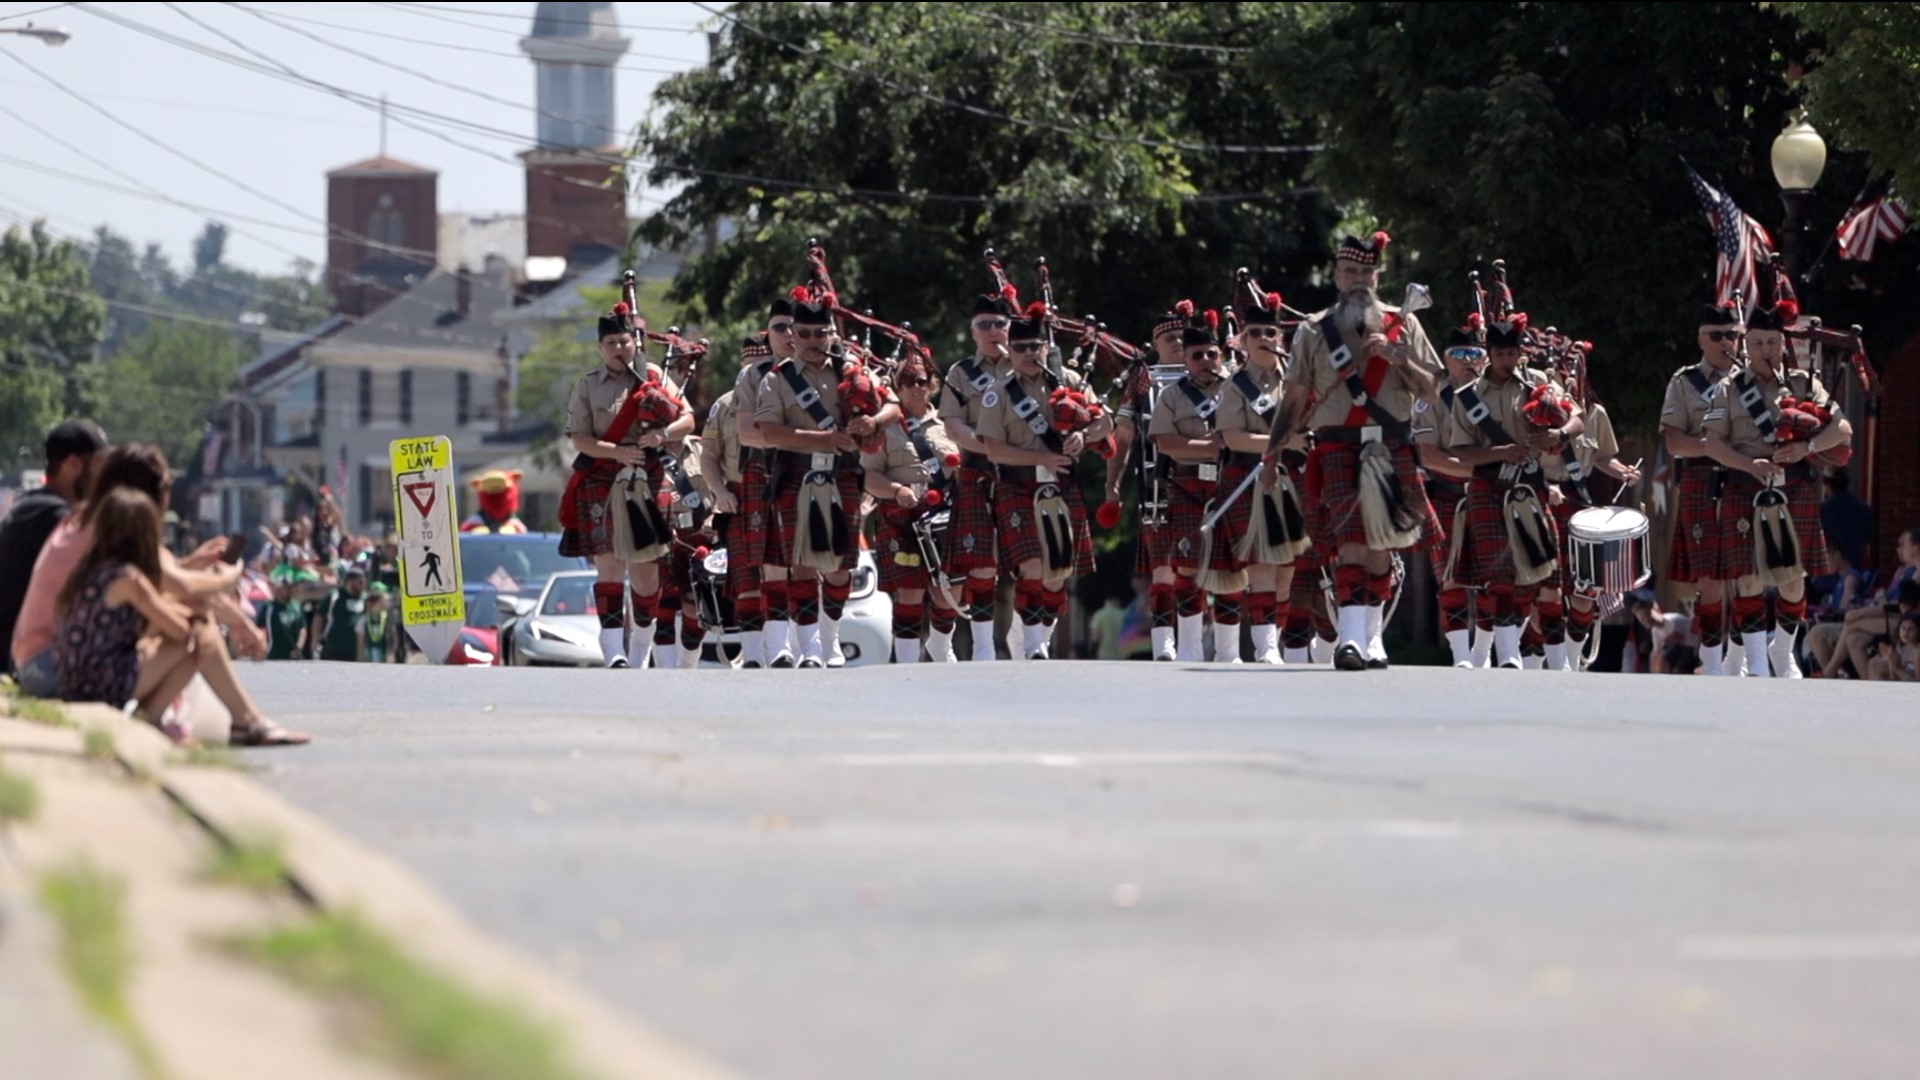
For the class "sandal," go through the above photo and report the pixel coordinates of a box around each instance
[229,717,311,747]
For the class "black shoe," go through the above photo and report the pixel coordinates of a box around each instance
[1366,657,1390,670]
[798,656,824,669]
[743,660,763,669]
[606,657,628,669]
[770,653,795,669]
[1334,643,1367,671]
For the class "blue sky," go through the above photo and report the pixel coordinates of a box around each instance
[0,2,710,276]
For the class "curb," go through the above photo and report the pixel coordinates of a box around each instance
[66,702,743,1080]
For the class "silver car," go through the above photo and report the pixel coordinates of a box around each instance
[500,551,895,668]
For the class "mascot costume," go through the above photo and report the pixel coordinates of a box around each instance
[462,469,529,534]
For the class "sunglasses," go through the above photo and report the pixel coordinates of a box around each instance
[1243,326,1281,339]
[1705,330,1744,343]
[793,327,832,340]
[898,378,932,388]
[768,322,795,334]
[1010,342,1046,354]
[973,318,1010,331]
[1190,349,1222,361]
[1445,347,1487,363]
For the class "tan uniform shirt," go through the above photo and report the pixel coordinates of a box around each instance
[1212,363,1285,438]
[1541,401,1620,483]
[704,390,744,486]
[732,354,778,431]
[1659,360,1729,437]
[1444,370,1559,466]
[939,353,1007,433]
[564,361,684,443]
[755,358,843,432]
[1147,373,1227,440]
[1285,306,1441,428]
[976,367,1092,454]
[1703,369,1839,457]
[1412,379,1465,449]
[860,414,959,488]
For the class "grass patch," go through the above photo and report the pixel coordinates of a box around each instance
[8,696,71,727]
[83,728,115,762]
[203,833,288,892]
[39,862,172,1080]
[235,914,597,1080]
[175,744,242,770]
[0,764,39,822]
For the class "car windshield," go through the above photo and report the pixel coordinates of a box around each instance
[541,576,597,616]
[458,536,586,594]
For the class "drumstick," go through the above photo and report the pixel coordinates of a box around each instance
[1612,459,1643,507]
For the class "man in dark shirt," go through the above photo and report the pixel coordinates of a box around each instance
[0,420,108,675]
[1820,468,1875,574]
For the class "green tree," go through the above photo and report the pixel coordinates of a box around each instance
[634,2,1336,351]
[192,221,229,275]
[1776,4,1920,195]
[1264,2,1816,428]
[97,322,253,469]
[0,220,107,465]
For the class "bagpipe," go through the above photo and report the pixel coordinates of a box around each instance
[1465,260,1561,587]
[1200,269,1312,568]
[984,247,1149,405]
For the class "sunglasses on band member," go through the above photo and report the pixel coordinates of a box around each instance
[898,378,932,388]
[768,322,795,334]
[1190,349,1222,361]
[973,318,1011,331]
[1243,326,1281,339]
[1445,347,1487,363]
[1705,330,1744,343]
[793,327,832,340]
[1010,341,1046,354]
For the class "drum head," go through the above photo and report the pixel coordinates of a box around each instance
[1568,506,1649,542]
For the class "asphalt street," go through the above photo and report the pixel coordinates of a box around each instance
[238,661,1920,1080]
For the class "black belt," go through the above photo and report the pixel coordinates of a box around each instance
[1168,463,1221,480]
[736,446,767,471]
[1225,452,1262,470]
[961,451,994,472]
[774,449,861,475]
[996,465,1073,484]
[1427,475,1467,497]
[1312,422,1411,445]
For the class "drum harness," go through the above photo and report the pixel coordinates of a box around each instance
[901,414,963,611]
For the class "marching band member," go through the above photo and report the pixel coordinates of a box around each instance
[940,291,1018,661]
[1263,232,1445,671]
[1414,321,1487,668]
[1701,298,1852,677]
[736,304,794,666]
[977,307,1115,660]
[862,355,963,662]
[1661,304,1746,675]
[698,369,753,666]
[1443,316,1585,669]
[558,301,695,669]
[1539,361,1640,671]
[1149,314,1238,662]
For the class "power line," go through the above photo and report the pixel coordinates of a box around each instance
[373,1,696,36]
[0,77,372,126]
[693,3,1319,156]
[647,161,1313,207]
[245,5,700,76]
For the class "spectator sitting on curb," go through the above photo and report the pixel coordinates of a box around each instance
[1807,526,1920,677]
[0,419,108,686]
[1866,613,1920,683]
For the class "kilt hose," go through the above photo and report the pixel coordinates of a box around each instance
[1454,477,1561,590]
[767,465,866,573]
[944,465,1000,576]
[1664,461,1725,584]
[737,456,772,571]
[873,505,941,593]
[994,474,1097,575]
[559,457,667,560]
[1719,469,1828,581]
[1305,441,1444,553]
[1426,477,1469,582]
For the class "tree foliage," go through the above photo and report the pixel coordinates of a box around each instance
[1265,1,1815,428]
[634,2,1338,354]
[1777,3,1920,197]
[99,322,254,470]
[0,221,107,468]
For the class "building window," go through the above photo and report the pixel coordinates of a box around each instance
[358,368,373,425]
[400,370,414,426]
[456,372,472,426]
[368,193,404,252]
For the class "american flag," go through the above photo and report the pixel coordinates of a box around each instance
[1684,160,1775,312]
[1836,193,1909,263]
[332,444,351,506]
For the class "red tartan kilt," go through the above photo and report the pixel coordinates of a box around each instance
[736,458,772,570]
[1551,499,1595,596]
[767,466,866,572]
[559,460,667,560]
[664,537,694,594]
[943,467,999,575]
[1162,476,1216,572]
[1719,470,1829,579]
[873,508,936,593]
[994,475,1096,575]
[1133,525,1158,576]
[1455,478,1561,589]
[1427,480,1468,581]
[1664,463,1723,583]
[1306,442,1443,553]
[715,512,762,599]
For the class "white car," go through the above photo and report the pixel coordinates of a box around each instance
[500,550,894,668]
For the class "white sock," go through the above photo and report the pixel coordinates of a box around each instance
[894,637,921,664]
[797,622,822,664]
[1769,627,1802,679]
[1251,624,1281,665]
[1700,642,1725,676]
[1336,605,1368,652]
[741,629,765,667]
[1176,613,1205,662]
[1213,621,1242,664]
[626,629,654,669]
[927,628,956,663]
[1743,631,1772,678]
[678,637,703,668]
[971,619,997,662]
[1522,653,1544,670]
[1151,626,1176,661]
[1021,622,1050,659]
[1365,605,1386,661]
[1471,629,1495,669]
[1283,645,1311,665]
[653,641,678,670]
[1493,625,1523,667]
[1310,637,1335,665]
[1445,628,1474,668]
[599,627,627,667]
[822,617,845,667]
[764,619,792,662]
[1544,642,1568,671]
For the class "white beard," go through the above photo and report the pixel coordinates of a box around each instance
[1333,289,1385,341]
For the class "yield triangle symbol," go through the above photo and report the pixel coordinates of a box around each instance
[404,482,437,519]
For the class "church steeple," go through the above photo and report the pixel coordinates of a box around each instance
[520,2,628,151]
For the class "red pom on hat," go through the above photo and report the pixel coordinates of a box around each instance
[925,490,944,507]
[693,545,710,559]
[1204,308,1220,331]
[1372,230,1391,251]
[1467,312,1485,329]
[1776,298,1801,323]
[788,285,810,302]
[1174,299,1194,318]
[1000,283,1019,303]
[1265,292,1283,311]
[1095,500,1122,530]
[611,301,630,316]
[1026,301,1048,321]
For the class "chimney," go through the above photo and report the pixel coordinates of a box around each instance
[456,264,472,316]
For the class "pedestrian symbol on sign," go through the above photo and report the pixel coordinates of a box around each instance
[422,549,444,589]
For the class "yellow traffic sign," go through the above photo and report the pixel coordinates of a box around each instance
[389,436,465,630]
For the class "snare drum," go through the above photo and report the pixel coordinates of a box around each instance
[1567,506,1651,594]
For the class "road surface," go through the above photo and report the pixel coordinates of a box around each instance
[239,662,1920,1080]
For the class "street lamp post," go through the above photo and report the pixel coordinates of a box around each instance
[1772,118,1828,285]
[0,24,71,46]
